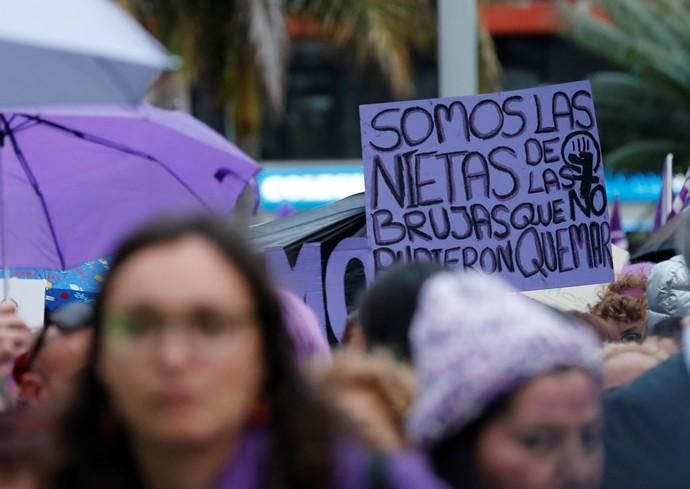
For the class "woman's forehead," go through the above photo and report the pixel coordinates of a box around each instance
[105,238,255,310]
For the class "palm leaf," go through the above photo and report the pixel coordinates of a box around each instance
[236,0,288,113]
[605,140,690,173]
[560,1,690,97]
[290,0,433,97]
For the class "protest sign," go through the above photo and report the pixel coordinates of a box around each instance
[523,245,629,311]
[265,237,373,342]
[359,81,613,291]
[0,279,46,329]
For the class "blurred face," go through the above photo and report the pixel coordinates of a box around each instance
[0,304,32,378]
[335,383,403,453]
[476,370,603,489]
[603,352,660,390]
[644,336,680,355]
[99,237,264,448]
[609,319,646,343]
[0,469,37,489]
[21,327,92,406]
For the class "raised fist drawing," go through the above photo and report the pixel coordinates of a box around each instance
[564,134,600,199]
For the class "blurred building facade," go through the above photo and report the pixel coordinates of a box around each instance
[256,1,658,238]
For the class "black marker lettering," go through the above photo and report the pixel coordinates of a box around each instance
[369,108,402,152]
[501,95,527,137]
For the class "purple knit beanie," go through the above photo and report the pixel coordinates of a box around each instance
[408,272,602,448]
[278,289,331,364]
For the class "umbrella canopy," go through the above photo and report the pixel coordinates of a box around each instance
[0,0,176,107]
[632,212,684,263]
[0,104,260,269]
[249,193,365,256]
[10,258,109,293]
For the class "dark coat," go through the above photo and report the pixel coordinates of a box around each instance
[602,354,690,489]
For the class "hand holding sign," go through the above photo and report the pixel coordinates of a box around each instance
[0,301,32,377]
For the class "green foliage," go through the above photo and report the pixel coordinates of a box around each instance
[560,0,690,172]
[120,0,433,114]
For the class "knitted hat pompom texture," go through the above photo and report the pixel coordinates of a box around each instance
[408,271,603,448]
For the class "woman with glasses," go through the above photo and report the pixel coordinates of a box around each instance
[50,216,446,489]
[16,303,93,408]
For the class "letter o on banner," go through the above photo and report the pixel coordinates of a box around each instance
[325,237,375,342]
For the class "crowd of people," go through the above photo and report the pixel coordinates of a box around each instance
[0,213,689,489]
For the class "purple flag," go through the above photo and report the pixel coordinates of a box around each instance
[276,202,295,219]
[668,165,690,221]
[610,197,628,250]
[653,154,674,231]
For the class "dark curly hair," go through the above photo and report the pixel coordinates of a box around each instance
[50,216,337,489]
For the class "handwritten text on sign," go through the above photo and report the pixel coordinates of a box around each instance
[359,81,613,291]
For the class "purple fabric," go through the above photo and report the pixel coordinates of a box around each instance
[621,262,654,278]
[669,166,690,221]
[212,428,449,489]
[653,154,673,232]
[409,271,602,448]
[610,197,628,250]
[276,202,295,218]
[0,104,260,268]
[278,289,331,363]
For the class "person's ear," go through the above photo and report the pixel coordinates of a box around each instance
[19,372,46,405]
[343,324,368,352]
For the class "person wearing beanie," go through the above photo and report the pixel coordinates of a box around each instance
[409,272,604,489]
[277,289,331,365]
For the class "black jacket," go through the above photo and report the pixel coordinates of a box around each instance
[602,354,690,489]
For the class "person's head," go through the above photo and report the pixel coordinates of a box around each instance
[567,311,616,343]
[602,342,668,391]
[17,303,92,407]
[55,216,336,489]
[341,310,366,351]
[312,350,415,453]
[410,272,603,489]
[277,289,331,365]
[0,303,32,380]
[590,274,647,343]
[357,262,444,362]
[645,315,685,354]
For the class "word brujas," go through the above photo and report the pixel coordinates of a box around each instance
[360,81,613,291]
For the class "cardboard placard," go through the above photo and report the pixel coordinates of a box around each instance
[523,245,630,311]
[359,81,613,291]
[0,279,46,330]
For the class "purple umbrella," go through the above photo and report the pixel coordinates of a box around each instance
[0,104,260,271]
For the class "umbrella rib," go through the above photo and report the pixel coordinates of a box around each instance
[0,115,66,269]
[21,115,212,211]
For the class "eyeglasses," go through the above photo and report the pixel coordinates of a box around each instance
[103,310,258,356]
[27,303,93,369]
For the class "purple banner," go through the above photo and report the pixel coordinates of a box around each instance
[359,81,613,291]
[264,238,374,342]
